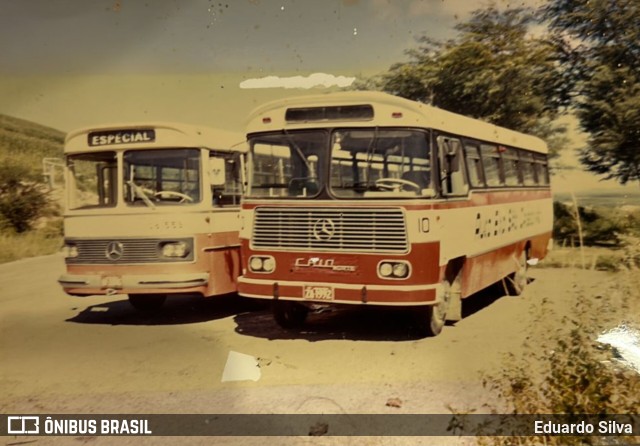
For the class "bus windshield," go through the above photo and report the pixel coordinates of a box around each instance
[249,131,326,198]
[330,129,433,198]
[248,128,433,199]
[124,149,201,206]
[67,151,118,210]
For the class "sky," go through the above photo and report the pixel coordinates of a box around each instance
[0,0,634,193]
[0,0,478,76]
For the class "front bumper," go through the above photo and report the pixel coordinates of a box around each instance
[58,272,209,295]
[237,276,442,306]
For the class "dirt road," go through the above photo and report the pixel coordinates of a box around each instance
[0,254,630,444]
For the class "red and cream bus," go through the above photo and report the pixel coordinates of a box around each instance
[58,122,246,311]
[237,91,552,336]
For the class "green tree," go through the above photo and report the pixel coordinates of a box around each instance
[0,157,50,233]
[552,201,633,246]
[543,0,640,185]
[356,5,568,155]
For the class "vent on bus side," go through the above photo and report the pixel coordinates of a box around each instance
[252,207,408,253]
[285,105,374,123]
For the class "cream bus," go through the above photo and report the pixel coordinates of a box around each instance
[237,91,552,336]
[58,122,246,311]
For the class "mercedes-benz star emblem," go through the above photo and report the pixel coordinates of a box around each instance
[312,218,336,241]
[105,241,124,261]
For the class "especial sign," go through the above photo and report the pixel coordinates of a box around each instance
[88,129,156,147]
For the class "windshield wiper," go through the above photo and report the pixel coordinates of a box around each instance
[283,130,314,177]
[363,127,379,189]
[127,180,156,209]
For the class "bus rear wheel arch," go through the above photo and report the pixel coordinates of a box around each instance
[505,245,530,296]
[128,294,167,311]
[412,259,464,337]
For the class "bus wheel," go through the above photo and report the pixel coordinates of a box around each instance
[414,282,449,337]
[413,305,446,337]
[272,300,308,329]
[505,249,528,296]
[128,294,167,311]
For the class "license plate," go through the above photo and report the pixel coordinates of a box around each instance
[303,286,334,301]
[101,276,122,288]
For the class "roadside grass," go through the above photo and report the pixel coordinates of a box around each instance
[0,221,62,264]
[454,263,640,445]
[541,238,640,271]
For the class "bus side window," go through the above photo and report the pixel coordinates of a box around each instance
[464,143,484,187]
[501,147,521,186]
[438,136,468,196]
[480,144,502,187]
[533,153,549,185]
[210,153,242,206]
[520,151,537,186]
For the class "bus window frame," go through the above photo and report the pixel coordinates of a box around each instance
[462,140,486,189]
[67,150,119,210]
[209,149,243,207]
[436,134,469,198]
[328,127,434,200]
[248,130,327,200]
[123,147,203,207]
[501,146,522,187]
[459,137,551,192]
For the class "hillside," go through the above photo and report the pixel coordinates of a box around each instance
[553,189,640,209]
[0,114,65,176]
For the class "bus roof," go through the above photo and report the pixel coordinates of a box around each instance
[245,91,548,154]
[65,122,246,154]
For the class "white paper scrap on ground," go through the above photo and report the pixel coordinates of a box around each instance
[221,351,261,382]
[597,324,640,374]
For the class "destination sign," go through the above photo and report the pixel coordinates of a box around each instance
[88,129,156,147]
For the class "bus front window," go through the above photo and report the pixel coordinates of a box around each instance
[330,129,433,198]
[248,131,326,198]
[67,151,117,210]
[124,149,201,206]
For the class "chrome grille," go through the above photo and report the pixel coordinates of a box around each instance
[66,238,194,264]
[252,207,408,253]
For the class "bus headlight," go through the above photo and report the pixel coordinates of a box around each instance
[378,260,411,279]
[160,241,190,258]
[392,262,408,278]
[249,255,275,273]
[379,262,393,277]
[262,257,275,272]
[62,243,79,259]
[249,256,263,271]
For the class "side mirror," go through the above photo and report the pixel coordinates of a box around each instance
[447,151,460,173]
[208,158,226,186]
[445,141,461,173]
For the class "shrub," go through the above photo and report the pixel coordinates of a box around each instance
[553,201,632,247]
[463,276,640,445]
[0,157,51,233]
[0,230,62,263]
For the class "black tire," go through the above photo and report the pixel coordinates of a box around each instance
[128,294,167,311]
[412,281,449,337]
[272,300,309,329]
[417,305,446,337]
[505,249,528,296]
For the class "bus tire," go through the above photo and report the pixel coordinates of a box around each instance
[413,305,445,337]
[413,280,449,336]
[446,273,463,322]
[128,294,167,311]
[272,300,308,329]
[505,249,528,296]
